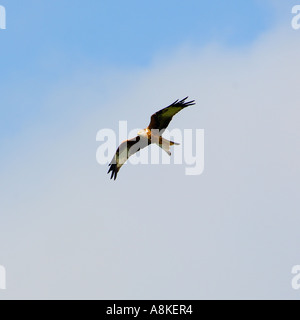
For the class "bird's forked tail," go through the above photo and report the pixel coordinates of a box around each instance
[158,137,179,156]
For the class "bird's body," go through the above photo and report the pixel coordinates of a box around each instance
[108,97,195,180]
[137,127,179,156]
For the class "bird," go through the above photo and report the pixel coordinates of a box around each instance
[108,97,195,180]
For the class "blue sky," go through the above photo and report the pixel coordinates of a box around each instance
[2,0,273,70]
[1,1,300,299]
[0,0,274,141]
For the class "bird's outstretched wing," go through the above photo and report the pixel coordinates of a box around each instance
[147,97,195,133]
[108,136,146,180]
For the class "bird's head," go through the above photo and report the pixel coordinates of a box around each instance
[137,129,149,137]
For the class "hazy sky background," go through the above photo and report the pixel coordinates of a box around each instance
[1,0,300,299]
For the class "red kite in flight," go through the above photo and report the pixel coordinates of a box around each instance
[108,97,195,180]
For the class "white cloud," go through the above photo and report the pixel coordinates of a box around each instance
[1,19,300,299]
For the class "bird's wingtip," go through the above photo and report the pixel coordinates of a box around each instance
[181,97,195,107]
[108,163,118,180]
